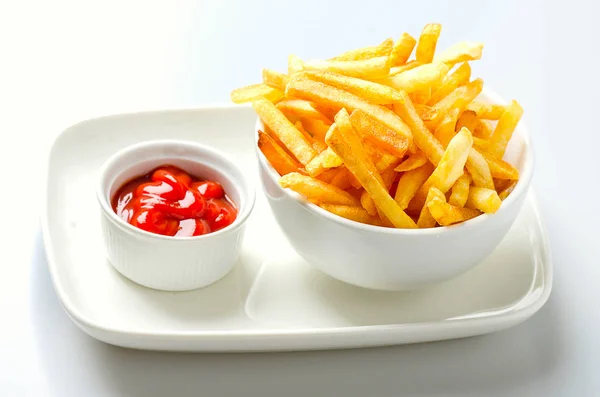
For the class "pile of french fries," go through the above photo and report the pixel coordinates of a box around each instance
[232,23,522,229]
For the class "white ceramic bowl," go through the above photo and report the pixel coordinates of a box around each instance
[256,89,534,291]
[97,140,255,291]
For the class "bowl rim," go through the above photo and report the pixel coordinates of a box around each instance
[256,87,534,236]
[97,139,256,241]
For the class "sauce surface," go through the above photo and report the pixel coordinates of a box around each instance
[112,165,237,237]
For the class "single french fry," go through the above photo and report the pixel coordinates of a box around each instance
[392,91,445,165]
[466,148,495,189]
[301,118,331,142]
[487,100,524,158]
[319,204,379,225]
[327,109,417,228]
[434,107,461,147]
[474,119,494,139]
[395,152,428,172]
[279,172,358,205]
[360,189,378,216]
[299,70,404,105]
[253,98,317,165]
[380,62,450,93]
[466,187,502,213]
[467,101,507,120]
[277,99,331,122]
[258,131,304,176]
[349,109,409,157]
[416,23,442,63]
[389,33,417,66]
[448,173,471,207]
[472,136,489,151]
[305,146,343,176]
[409,127,473,213]
[288,54,303,74]
[330,38,393,61]
[435,42,484,65]
[262,69,289,91]
[428,196,481,226]
[417,187,446,228]
[286,79,414,147]
[231,84,284,104]
[387,61,422,77]
[456,110,478,134]
[479,150,520,180]
[303,56,391,79]
[394,163,434,209]
[427,62,471,105]
[423,78,484,129]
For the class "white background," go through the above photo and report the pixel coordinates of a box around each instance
[0,0,598,395]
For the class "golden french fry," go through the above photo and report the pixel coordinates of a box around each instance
[361,140,400,172]
[467,101,507,120]
[427,62,471,105]
[277,99,331,122]
[303,56,390,79]
[349,109,409,157]
[305,146,343,177]
[380,62,450,93]
[416,23,442,63]
[394,163,434,209]
[428,196,481,226]
[434,107,461,147]
[319,204,379,225]
[231,84,284,104]
[330,38,393,61]
[253,98,317,165]
[479,150,520,180]
[487,100,524,158]
[424,78,484,129]
[417,187,446,228]
[448,173,472,207]
[301,118,332,142]
[279,172,358,205]
[299,70,404,105]
[258,131,304,176]
[262,69,289,91]
[286,79,414,147]
[466,187,502,213]
[466,148,495,189]
[360,189,378,216]
[387,60,422,77]
[409,127,473,212]
[392,91,445,165]
[456,110,478,133]
[327,109,416,228]
[472,136,489,151]
[288,54,303,74]
[390,33,417,66]
[394,152,428,172]
[474,119,494,139]
[435,42,484,65]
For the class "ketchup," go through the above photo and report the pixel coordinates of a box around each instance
[112,165,237,237]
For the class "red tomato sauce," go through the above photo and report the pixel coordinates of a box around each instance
[112,165,237,237]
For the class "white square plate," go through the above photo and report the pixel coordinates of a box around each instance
[42,105,552,352]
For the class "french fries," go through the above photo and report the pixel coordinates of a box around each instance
[279,172,358,206]
[253,98,317,165]
[389,33,417,66]
[231,84,284,104]
[234,23,524,228]
[416,23,442,63]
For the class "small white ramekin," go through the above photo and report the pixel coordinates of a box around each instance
[97,140,255,291]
